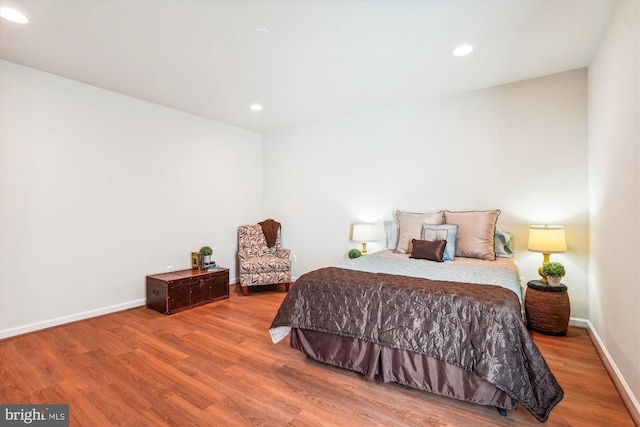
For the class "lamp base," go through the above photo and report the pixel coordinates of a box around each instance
[538,265,548,283]
[538,253,551,283]
[361,242,368,256]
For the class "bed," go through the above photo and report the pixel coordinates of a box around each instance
[269,210,563,422]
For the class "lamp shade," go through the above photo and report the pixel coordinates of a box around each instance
[527,225,567,253]
[352,223,376,242]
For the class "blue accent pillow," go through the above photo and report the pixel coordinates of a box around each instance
[384,220,398,250]
[422,224,459,261]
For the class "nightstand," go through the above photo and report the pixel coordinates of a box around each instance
[525,280,570,336]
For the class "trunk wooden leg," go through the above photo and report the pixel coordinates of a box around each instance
[241,285,248,296]
[285,283,290,292]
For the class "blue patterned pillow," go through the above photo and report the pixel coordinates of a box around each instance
[422,224,459,261]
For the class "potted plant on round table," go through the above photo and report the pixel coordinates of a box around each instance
[199,246,213,264]
[542,261,565,287]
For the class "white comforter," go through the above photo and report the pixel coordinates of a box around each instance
[338,249,523,305]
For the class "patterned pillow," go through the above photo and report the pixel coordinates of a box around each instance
[495,227,514,258]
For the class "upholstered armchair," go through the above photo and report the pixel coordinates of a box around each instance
[237,219,292,296]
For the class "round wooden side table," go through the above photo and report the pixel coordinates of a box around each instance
[525,280,570,336]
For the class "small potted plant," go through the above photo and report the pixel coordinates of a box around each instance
[542,261,565,287]
[199,246,213,263]
[348,248,362,259]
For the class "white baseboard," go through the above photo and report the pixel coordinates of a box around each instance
[0,298,146,339]
[568,316,589,328]
[570,316,640,421]
[1,276,283,339]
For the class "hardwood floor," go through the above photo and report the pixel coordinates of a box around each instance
[1,284,635,426]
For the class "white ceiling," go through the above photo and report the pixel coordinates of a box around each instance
[0,0,618,133]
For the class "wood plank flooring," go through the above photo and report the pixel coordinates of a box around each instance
[1,284,635,426]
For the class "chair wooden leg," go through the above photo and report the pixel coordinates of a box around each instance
[241,285,248,296]
[285,283,290,292]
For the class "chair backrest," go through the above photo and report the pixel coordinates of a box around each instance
[238,224,278,258]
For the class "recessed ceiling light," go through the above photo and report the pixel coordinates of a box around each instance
[0,7,29,24]
[253,28,270,39]
[249,104,264,112]
[452,44,473,57]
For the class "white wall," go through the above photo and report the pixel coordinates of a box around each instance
[263,69,589,317]
[0,60,263,337]
[588,0,639,408]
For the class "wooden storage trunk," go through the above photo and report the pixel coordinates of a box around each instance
[146,268,229,315]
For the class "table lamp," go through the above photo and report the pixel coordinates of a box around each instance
[352,223,376,256]
[528,225,567,283]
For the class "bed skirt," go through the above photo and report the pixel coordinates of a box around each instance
[290,328,518,411]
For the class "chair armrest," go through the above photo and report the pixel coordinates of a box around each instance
[276,248,290,259]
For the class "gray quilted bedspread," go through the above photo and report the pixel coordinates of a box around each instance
[270,267,563,422]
